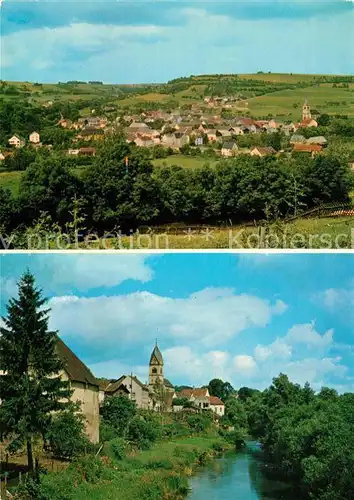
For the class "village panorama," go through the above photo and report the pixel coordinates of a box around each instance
[1,73,354,248]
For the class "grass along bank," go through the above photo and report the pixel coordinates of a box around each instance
[11,434,232,500]
[16,216,352,250]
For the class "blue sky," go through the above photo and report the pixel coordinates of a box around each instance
[1,1,353,83]
[1,252,354,392]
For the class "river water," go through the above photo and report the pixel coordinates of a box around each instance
[188,442,296,500]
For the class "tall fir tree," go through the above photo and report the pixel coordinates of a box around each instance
[0,271,72,471]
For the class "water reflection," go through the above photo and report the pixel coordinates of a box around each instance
[188,442,297,500]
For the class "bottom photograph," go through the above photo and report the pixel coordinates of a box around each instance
[0,252,353,500]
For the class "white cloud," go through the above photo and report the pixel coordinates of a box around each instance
[318,287,354,317]
[3,6,352,83]
[285,322,333,347]
[1,22,166,70]
[47,255,153,291]
[88,359,148,383]
[272,299,288,315]
[0,277,18,299]
[254,322,333,364]
[1,255,153,299]
[285,357,348,387]
[233,354,258,373]
[47,287,286,347]
[254,338,292,361]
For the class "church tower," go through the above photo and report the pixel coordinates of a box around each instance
[149,341,164,388]
[302,98,311,121]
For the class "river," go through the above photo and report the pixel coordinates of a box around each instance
[188,441,297,500]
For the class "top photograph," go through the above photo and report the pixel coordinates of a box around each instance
[0,0,353,250]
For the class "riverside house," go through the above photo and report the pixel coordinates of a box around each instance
[175,388,225,417]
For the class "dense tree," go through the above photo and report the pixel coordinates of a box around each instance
[3,147,37,172]
[208,378,236,401]
[84,137,160,230]
[100,395,136,438]
[18,155,81,226]
[0,272,72,471]
[300,155,353,206]
[0,186,16,232]
[244,374,354,500]
[237,387,260,401]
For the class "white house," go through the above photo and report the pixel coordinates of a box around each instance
[209,396,225,417]
[176,387,225,417]
[8,135,25,148]
[221,141,238,157]
[29,131,41,144]
[98,374,150,410]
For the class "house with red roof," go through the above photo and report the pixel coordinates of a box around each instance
[175,387,225,416]
[292,143,323,157]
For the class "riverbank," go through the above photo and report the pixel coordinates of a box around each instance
[14,435,232,500]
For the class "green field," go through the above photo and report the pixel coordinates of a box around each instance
[0,170,22,195]
[3,74,353,117]
[0,167,88,194]
[245,84,354,119]
[153,155,218,169]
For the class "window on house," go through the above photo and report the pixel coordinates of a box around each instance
[152,368,157,374]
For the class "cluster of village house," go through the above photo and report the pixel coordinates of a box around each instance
[2,100,335,162]
[0,340,225,446]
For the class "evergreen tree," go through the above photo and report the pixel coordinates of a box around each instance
[0,271,72,471]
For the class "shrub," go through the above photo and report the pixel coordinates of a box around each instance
[72,455,107,483]
[106,437,126,461]
[100,421,118,443]
[46,408,89,460]
[100,396,136,437]
[127,416,159,450]
[186,414,211,433]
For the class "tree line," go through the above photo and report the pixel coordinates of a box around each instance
[1,136,353,236]
[207,375,354,500]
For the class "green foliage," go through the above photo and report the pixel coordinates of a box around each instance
[0,186,17,232]
[2,132,353,234]
[99,421,117,443]
[105,437,127,461]
[45,407,90,459]
[186,414,212,433]
[100,395,137,438]
[72,455,108,484]
[0,272,72,470]
[237,387,260,401]
[245,374,354,500]
[208,378,236,401]
[3,147,37,171]
[18,156,81,226]
[127,415,159,449]
[83,138,160,229]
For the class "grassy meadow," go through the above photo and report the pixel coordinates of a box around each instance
[153,155,218,169]
[8,435,231,500]
[3,74,353,119]
[245,84,354,119]
[0,170,22,195]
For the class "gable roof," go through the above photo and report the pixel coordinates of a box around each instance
[252,146,276,154]
[164,378,174,389]
[179,387,209,398]
[55,337,98,387]
[209,396,224,406]
[222,141,237,149]
[293,144,322,153]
